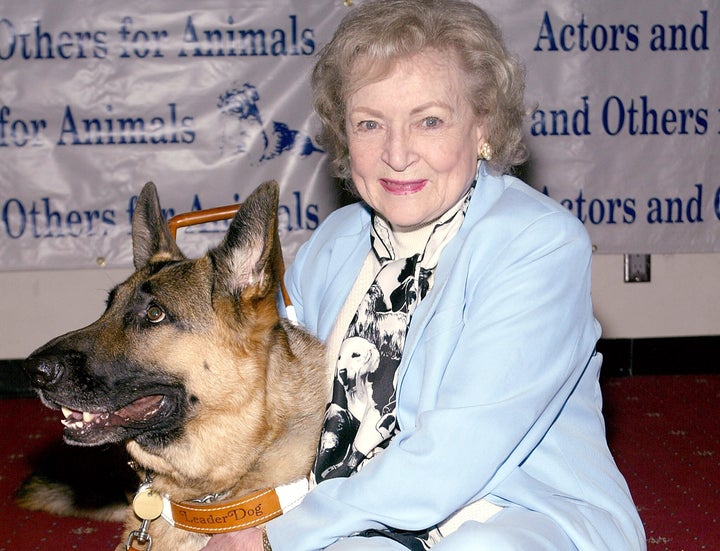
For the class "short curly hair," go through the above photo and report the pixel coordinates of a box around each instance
[312,0,528,182]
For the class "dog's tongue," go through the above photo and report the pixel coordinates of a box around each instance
[114,395,165,422]
[61,395,165,431]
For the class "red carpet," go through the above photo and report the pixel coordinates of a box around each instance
[602,375,720,550]
[0,398,125,550]
[1,376,718,550]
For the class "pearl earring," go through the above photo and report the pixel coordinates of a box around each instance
[479,142,493,161]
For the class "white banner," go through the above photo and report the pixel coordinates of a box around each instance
[0,0,349,269]
[0,0,718,271]
[499,0,719,254]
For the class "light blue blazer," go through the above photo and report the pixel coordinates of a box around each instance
[268,166,645,550]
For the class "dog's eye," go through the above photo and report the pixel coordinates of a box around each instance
[146,304,166,323]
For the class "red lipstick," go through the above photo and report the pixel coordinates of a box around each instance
[379,179,427,195]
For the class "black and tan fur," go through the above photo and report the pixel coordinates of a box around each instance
[21,181,327,550]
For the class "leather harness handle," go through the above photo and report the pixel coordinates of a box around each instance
[167,204,241,238]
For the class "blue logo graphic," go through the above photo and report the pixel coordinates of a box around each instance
[217,83,323,163]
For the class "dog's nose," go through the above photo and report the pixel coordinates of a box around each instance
[23,355,65,389]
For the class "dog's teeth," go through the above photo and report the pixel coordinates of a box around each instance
[61,407,73,419]
[61,418,85,430]
[82,412,95,423]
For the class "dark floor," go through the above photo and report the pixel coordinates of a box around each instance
[595,335,720,376]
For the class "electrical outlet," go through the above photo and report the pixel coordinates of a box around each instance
[624,254,651,283]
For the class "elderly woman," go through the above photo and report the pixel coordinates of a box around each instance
[207,0,645,549]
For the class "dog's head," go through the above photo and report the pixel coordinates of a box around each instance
[337,337,380,387]
[23,181,284,463]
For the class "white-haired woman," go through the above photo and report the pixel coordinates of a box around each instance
[206,1,645,549]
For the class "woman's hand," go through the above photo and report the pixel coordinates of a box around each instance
[202,527,265,550]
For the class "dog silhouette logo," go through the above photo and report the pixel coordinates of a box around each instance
[218,82,323,163]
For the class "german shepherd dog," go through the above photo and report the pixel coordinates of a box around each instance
[21,181,327,550]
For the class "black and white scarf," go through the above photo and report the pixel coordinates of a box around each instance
[313,185,474,486]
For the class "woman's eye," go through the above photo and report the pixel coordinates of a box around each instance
[360,120,378,130]
[146,304,166,323]
[422,116,441,128]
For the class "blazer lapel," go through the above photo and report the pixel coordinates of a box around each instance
[399,169,506,378]
[315,218,372,341]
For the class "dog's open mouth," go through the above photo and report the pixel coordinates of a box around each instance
[57,394,176,445]
[61,394,165,430]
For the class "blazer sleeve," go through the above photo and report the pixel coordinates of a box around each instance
[268,208,601,550]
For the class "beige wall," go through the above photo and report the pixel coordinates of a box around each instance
[1,253,719,359]
[591,253,720,339]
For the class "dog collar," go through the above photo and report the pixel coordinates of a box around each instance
[159,477,308,534]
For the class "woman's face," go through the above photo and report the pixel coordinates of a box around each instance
[345,49,485,232]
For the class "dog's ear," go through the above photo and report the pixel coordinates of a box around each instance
[132,182,185,269]
[210,180,282,298]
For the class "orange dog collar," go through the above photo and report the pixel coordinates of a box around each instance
[161,477,308,534]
